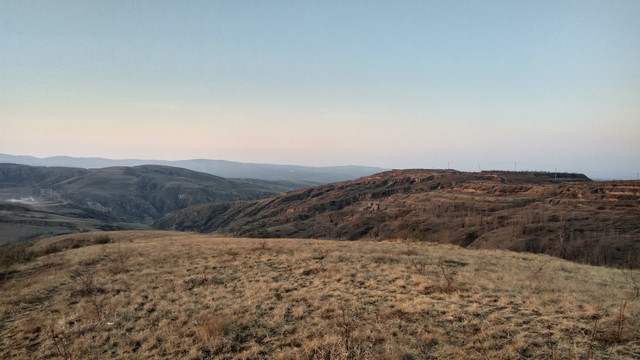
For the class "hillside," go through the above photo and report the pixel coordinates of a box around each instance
[0,154,386,184]
[157,169,640,267]
[0,164,280,242]
[1,231,638,359]
[0,202,144,245]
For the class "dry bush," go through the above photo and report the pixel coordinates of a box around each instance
[399,246,419,256]
[337,302,356,356]
[527,259,547,281]
[312,249,329,268]
[371,254,399,265]
[74,273,104,320]
[525,258,551,293]
[622,268,640,300]
[586,311,601,360]
[610,300,628,343]
[0,242,34,267]
[409,258,428,275]
[37,244,65,257]
[93,234,112,245]
[106,245,131,275]
[49,327,73,360]
[438,257,456,292]
[254,239,269,251]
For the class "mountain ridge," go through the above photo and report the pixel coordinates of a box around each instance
[0,153,386,184]
[157,169,640,267]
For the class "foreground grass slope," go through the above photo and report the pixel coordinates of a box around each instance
[1,231,639,359]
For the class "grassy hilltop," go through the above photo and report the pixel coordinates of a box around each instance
[1,231,639,359]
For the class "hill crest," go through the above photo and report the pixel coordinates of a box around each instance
[157,169,640,267]
[1,231,638,359]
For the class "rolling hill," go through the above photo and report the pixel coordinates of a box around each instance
[0,164,281,243]
[1,231,638,359]
[157,169,640,267]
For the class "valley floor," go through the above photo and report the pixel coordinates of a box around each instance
[1,231,639,359]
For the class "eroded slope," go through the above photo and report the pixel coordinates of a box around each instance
[158,170,640,267]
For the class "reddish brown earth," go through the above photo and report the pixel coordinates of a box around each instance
[157,170,640,267]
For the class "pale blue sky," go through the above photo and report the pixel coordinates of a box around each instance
[1,1,639,179]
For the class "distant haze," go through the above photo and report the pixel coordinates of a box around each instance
[1,1,639,180]
[0,153,386,184]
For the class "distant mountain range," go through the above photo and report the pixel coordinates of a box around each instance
[0,154,387,184]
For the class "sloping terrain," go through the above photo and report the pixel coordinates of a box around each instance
[0,164,280,242]
[0,202,145,245]
[1,231,638,359]
[0,163,278,223]
[0,154,386,184]
[226,178,322,193]
[158,169,640,267]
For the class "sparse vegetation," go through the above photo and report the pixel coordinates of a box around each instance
[49,327,73,360]
[337,301,356,357]
[1,231,639,359]
[409,257,428,275]
[158,170,640,268]
[611,300,628,343]
[312,249,329,268]
[0,241,34,268]
[622,267,640,300]
[437,257,456,292]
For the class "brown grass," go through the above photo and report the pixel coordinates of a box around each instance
[1,231,639,359]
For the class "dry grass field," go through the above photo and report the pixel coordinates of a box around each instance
[1,231,639,359]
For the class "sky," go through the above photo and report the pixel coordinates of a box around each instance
[1,1,639,179]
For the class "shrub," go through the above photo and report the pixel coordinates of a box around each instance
[106,245,130,275]
[93,234,112,244]
[0,242,34,267]
[438,257,456,292]
[409,258,428,275]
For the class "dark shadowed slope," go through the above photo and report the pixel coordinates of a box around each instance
[157,169,640,267]
[0,164,281,242]
[0,163,280,223]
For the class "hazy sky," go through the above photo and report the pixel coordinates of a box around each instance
[1,1,639,179]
